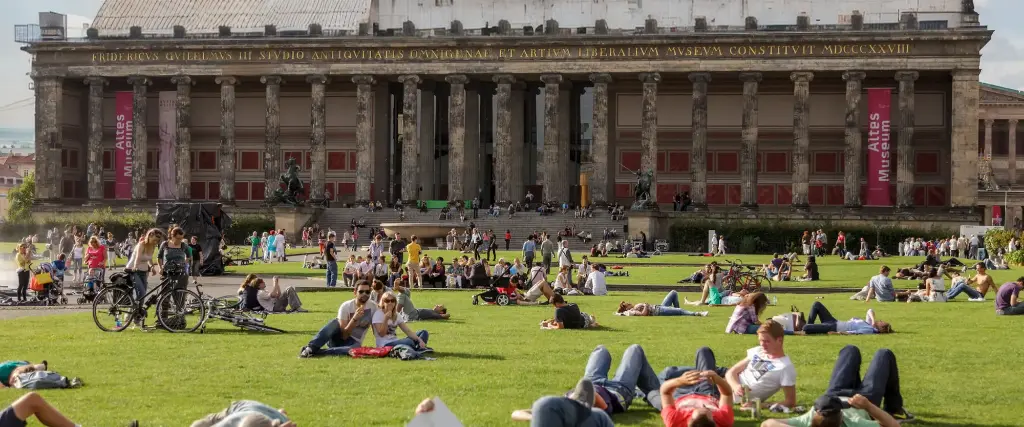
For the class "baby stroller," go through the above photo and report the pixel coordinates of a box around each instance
[75,268,106,304]
[32,262,68,306]
[473,276,520,306]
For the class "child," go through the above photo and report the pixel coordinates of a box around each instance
[70,239,84,283]
[51,254,67,285]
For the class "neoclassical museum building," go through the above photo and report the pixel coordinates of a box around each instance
[21,0,1021,221]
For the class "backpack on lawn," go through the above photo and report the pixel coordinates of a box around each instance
[15,371,69,389]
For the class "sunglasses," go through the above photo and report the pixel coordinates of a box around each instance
[357,290,372,295]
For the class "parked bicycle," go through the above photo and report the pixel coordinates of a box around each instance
[722,259,772,293]
[91,263,206,333]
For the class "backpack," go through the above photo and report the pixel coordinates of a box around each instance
[15,371,68,389]
[349,346,393,358]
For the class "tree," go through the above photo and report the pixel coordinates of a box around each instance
[6,172,34,223]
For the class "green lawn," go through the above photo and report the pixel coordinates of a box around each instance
[0,291,1017,426]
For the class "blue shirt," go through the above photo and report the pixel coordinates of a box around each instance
[522,240,536,253]
[868,274,895,302]
[267,235,277,251]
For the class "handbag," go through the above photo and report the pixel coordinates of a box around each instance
[34,270,53,286]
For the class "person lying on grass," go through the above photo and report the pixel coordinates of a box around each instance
[298,280,381,358]
[506,379,615,427]
[570,344,662,418]
[790,302,893,335]
[762,254,791,282]
[616,290,708,317]
[393,278,450,320]
[238,275,306,313]
[0,392,135,427]
[759,345,913,426]
[540,294,599,329]
[684,264,740,306]
[652,347,735,427]
[191,400,294,427]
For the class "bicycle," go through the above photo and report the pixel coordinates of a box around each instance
[722,259,773,293]
[91,263,206,333]
[194,285,286,333]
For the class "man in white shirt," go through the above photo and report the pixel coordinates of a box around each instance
[358,257,374,281]
[583,266,608,296]
[368,235,384,261]
[725,320,798,410]
[299,280,381,358]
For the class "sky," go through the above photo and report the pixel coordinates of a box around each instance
[0,0,1020,129]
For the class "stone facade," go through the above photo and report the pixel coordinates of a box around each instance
[26,27,994,218]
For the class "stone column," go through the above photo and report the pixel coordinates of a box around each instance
[446,75,468,201]
[419,83,436,200]
[398,75,421,203]
[261,76,282,200]
[842,71,866,209]
[127,76,150,201]
[739,72,762,210]
[372,82,391,203]
[950,69,981,211]
[215,76,238,203]
[33,76,62,202]
[509,82,526,202]
[1010,119,1019,187]
[493,74,516,205]
[640,72,660,204]
[308,75,328,200]
[171,76,193,201]
[353,75,375,203]
[689,72,711,210]
[540,74,564,203]
[790,72,814,211]
[895,71,919,209]
[983,119,994,158]
[589,73,612,206]
[84,77,106,202]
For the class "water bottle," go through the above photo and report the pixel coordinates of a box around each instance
[772,296,778,306]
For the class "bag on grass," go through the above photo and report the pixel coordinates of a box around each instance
[15,371,68,390]
[349,346,393,358]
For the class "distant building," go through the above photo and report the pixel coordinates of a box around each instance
[0,152,32,217]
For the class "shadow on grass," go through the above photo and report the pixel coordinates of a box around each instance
[198,328,299,335]
[893,412,1020,427]
[437,351,506,361]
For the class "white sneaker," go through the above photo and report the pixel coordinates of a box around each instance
[968,297,986,302]
[696,311,709,317]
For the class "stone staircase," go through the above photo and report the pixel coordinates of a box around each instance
[318,207,628,251]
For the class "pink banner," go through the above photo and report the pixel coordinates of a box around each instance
[865,88,892,206]
[114,92,133,200]
[158,91,176,199]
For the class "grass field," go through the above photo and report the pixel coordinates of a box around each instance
[0,290,1019,427]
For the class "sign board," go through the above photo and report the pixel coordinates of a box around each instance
[865,88,892,206]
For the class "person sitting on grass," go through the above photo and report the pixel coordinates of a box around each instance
[191,400,294,427]
[795,256,819,282]
[946,263,997,301]
[566,344,663,418]
[541,294,599,329]
[616,290,709,317]
[852,266,897,302]
[342,254,358,287]
[241,274,306,313]
[369,279,390,305]
[582,263,609,296]
[995,277,1024,315]
[794,302,892,335]
[298,280,381,358]
[515,273,556,305]
[906,268,947,303]
[759,345,913,426]
[372,293,432,352]
[725,292,770,334]
[763,254,791,282]
[724,320,798,411]
[685,264,732,306]
[651,347,734,427]
[394,278,449,321]
[1,392,132,427]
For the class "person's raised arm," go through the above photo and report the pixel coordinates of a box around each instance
[637,304,650,316]
[725,357,749,398]
[702,370,733,408]
[865,285,876,303]
[660,371,701,412]
[849,394,900,427]
[1011,288,1019,307]
[270,277,281,298]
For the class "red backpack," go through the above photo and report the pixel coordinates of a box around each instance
[348,346,393,358]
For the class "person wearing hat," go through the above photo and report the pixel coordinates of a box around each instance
[760,345,912,426]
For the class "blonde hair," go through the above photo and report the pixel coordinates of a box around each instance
[88,236,101,248]
[379,292,399,322]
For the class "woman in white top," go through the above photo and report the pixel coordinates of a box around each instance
[917,268,947,302]
[342,255,358,286]
[372,293,431,351]
[275,230,287,262]
[71,238,84,283]
[575,257,592,285]
[553,265,572,291]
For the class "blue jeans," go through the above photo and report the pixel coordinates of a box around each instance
[529,397,615,427]
[326,261,338,287]
[306,318,359,357]
[658,291,698,316]
[825,345,905,413]
[650,346,725,411]
[129,270,149,302]
[583,344,660,411]
[379,330,429,350]
[946,281,981,300]
[249,246,258,259]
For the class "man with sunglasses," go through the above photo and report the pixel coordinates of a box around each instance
[299,280,382,358]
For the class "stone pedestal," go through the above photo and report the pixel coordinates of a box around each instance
[274,207,323,243]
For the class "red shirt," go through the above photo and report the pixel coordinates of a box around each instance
[661,394,733,427]
[85,246,106,269]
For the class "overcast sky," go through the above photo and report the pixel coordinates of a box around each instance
[0,0,1020,128]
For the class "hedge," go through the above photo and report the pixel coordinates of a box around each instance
[668,219,958,255]
[0,207,274,243]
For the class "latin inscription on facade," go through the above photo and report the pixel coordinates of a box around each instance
[83,43,913,64]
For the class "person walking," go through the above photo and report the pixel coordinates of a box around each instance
[541,233,556,275]
[505,230,512,251]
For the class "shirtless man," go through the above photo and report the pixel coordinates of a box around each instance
[946,263,996,301]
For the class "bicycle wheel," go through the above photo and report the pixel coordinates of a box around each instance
[155,289,206,333]
[92,287,134,332]
[758,275,773,292]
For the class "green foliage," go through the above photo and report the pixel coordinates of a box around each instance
[5,172,34,223]
[1005,249,1024,266]
[983,228,1016,257]
[0,206,273,243]
[668,219,956,254]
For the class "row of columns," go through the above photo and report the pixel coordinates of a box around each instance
[983,118,1021,186]
[34,69,980,210]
